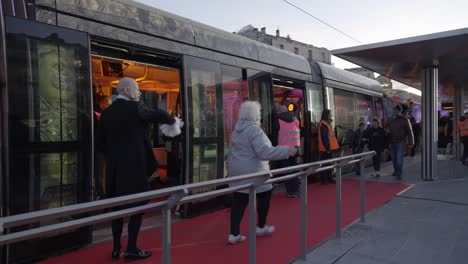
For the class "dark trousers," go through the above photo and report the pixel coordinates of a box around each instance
[278,155,300,194]
[319,151,333,184]
[372,150,382,172]
[112,202,147,251]
[462,136,468,163]
[230,191,272,236]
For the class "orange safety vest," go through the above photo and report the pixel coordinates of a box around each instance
[318,120,339,152]
[459,120,468,137]
[278,118,300,147]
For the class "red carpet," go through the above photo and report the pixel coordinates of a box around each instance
[40,179,408,264]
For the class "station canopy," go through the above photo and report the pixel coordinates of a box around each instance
[332,27,468,90]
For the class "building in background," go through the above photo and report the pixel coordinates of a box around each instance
[237,25,332,65]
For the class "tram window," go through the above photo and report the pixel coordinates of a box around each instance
[331,89,355,146]
[190,69,218,138]
[222,65,247,142]
[355,94,373,127]
[306,82,323,125]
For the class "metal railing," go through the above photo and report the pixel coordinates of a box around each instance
[0,151,375,264]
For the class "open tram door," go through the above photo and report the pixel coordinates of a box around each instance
[271,77,307,163]
[2,17,93,263]
[89,48,185,191]
[247,71,274,136]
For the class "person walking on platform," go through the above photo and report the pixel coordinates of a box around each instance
[388,104,414,180]
[351,122,367,175]
[318,109,339,185]
[367,118,386,177]
[97,77,178,260]
[275,105,301,198]
[458,112,468,165]
[226,101,297,244]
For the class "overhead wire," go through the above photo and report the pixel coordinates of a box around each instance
[281,0,363,44]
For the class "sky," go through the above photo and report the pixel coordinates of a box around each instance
[135,0,468,94]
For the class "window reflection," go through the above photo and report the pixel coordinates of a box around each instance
[191,70,217,137]
[222,65,247,142]
[306,82,323,161]
[355,94,373,127]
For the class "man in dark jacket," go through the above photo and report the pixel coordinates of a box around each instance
[389,105,414,179]
[98,77,175,260]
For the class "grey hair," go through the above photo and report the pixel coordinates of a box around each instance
[239,101,261,124]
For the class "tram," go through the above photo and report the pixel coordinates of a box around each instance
[0,1,390,263]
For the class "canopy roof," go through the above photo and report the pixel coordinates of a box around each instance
[332,27,468,89]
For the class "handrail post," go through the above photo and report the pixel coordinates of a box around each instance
[162,190,187,264]
[360,158,366,223]
[162,205,171,264]
[300,172,308,261]
[248,186,257,264]
[335,164,342,238]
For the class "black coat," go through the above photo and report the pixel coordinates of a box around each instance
[97,99,175,197]
[367,127,386,153]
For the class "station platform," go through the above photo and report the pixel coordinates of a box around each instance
[37,165,409,264]
[293,154,468,264]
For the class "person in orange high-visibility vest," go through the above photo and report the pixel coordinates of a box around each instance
[318,109,339,185]
[459,113,468,165]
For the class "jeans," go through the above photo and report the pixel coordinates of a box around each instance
[391,143,405,178]
[230,191,272,236]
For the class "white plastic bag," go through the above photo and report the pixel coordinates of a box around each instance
[160,117,184,137]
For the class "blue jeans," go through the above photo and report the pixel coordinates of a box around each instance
[391,143,405,177]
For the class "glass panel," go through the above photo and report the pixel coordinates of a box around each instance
[355,94,373,127]
[332,89,356,147]
[8,41,81,144]
[248,70,271,135]
[222,65,247,176]
[306,82,323,161]
[191,69,217,138]
[222,65,247,142]
[6,18,91,211]
[39,152,78,209]
[192,144,217,194]
[306,83,323,126]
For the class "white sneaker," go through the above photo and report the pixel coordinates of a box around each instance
[228,234,246,245]
[256,225,275,236]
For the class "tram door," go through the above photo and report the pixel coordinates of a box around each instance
[3,17,92,263]
[271,78,306,162]
[183,56,224,205]
[248,71,273,136]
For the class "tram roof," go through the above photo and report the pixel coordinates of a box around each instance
[63,0,313,75]
[332,27,468,89]
[314,61,383,95]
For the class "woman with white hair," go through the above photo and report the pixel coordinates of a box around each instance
[227,101,297,244]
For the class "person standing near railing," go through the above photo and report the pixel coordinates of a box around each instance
[97,77,179,260]
[318,109,339,185]
[226,101,297,245]
[351,122,367,176]
[388,104,414,180]
[366,118,386,177]
[274,104,301,198]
